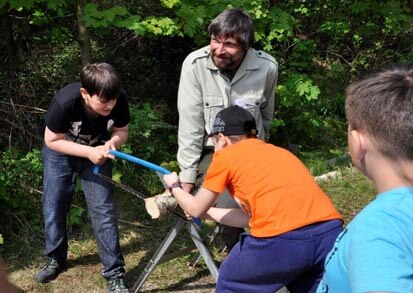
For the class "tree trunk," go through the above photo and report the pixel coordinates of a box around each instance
[268,0,276,7]
[1,9,18,74]
[77,0,92,67]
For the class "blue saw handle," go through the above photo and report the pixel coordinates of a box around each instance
[108,150,202,227]
[109,150,170,174]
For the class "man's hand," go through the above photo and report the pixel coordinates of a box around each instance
[163,172,180,188]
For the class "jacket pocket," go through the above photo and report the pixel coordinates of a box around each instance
[234,97,263,118]
[204,95,224,132]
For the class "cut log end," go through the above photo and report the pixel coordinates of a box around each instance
[144,190,178,219]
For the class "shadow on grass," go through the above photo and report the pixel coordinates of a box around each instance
[138,268,215,292]
[123,218,222,292]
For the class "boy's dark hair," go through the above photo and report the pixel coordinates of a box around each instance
[207,8,254,50]
[345,62,413,160]
[80,62,121,101]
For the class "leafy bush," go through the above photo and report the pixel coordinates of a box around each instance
[115,102,179,196]
[122,103,177,162]
[0,148,43,236]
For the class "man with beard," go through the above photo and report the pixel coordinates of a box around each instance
[176,8,279,252]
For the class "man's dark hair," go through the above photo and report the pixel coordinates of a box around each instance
[345,62,413,160]
[80,62,121,101]
[207,8,254,50]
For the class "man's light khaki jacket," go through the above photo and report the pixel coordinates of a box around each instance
[177,45,279,183]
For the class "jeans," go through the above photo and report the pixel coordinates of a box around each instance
[42,145,125,279]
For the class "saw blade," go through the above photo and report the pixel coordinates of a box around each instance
[96,172,188,222]
[96,172,147,200]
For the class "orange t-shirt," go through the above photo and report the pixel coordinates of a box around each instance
[203,139,342,237]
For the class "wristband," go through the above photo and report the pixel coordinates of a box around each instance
[168,182,181,190]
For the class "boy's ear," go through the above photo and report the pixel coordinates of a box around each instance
[217,133,227,143]
[215,133,229,147]
[79,87,89,100]
[350,129,367,160]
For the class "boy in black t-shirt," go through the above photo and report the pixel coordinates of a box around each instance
[35,63,130,293]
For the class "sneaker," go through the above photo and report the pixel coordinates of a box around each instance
[34,257,66,283]
[106,278,129,293]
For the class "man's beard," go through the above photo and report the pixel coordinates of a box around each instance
[212,54,235,71]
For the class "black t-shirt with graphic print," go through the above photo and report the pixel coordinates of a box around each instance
[45,82,130,146]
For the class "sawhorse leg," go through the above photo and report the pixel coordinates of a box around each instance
[189,224,221,268]
[131,218,219,292]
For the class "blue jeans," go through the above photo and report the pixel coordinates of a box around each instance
[42,145,125,279]
[217,219,343,293]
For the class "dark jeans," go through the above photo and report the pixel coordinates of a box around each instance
[42,145,125,279]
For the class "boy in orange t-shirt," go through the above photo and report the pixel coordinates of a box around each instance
[164,105,342,293]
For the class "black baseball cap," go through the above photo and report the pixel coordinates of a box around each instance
[209,105,258,137]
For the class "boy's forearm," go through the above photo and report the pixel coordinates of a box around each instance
[164,173,218,217]
[171,187,208,218]
[46,139,93,158]
[205,207,250,228]
[44,128,112,165]
[108,126,129,149]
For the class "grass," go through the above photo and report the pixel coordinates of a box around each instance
[1,150,377,292]
[318,167,376,224]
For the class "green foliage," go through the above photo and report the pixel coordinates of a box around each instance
[1,0,73,44]
[175,4,207,38]
[161,0,181,9]
[269,0,412,146]
[140,16,180,36]
[67,206,87,229]
[0,0,70,12]
[122,103,177,164]
[0,148,43,234]
[83,3,181,36]
[114,103,179,195]
[0,0,36,10]
[272,71,346,146]
[35,41,81,86]
[255,7,295,49]
[83,4,132,29]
